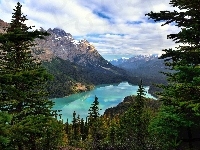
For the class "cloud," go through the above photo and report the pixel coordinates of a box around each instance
[0,0,181,60]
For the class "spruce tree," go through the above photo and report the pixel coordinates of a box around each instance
[0,112,12,149]
[146,0,200,149]
[87,96,103,149]
[117,81,149,150]
[0,2,52,121]
[71,111,81,146]
[0,2,65,149]
[134,80,147,149]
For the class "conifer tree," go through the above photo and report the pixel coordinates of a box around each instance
[71,111,81,146]
[117,81,149,150]
[0,112,12,149]
[80,118,86,141]
[0,3,64,149]
[134,80,147,149]
[87,96,103,149]
[146,0,200,149]
[88,96,101,122]
[83,117,89,141]
[0,2,52,120]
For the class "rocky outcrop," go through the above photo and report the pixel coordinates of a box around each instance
[0,19,9,33]
[34,28,108,67]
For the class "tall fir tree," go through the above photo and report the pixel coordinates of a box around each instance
[0,112,12,149]
[146,0,200,149]
[87,96,103,149]
[117,80,150,150]
[0,3,65,150]
[0,2,52,121]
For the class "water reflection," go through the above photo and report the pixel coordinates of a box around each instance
[52,82,155,123]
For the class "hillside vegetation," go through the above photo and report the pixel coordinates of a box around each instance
[42,57,140,98]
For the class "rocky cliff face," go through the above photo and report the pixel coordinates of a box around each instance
[33,27,131,79]
[34,28,108,68]
[0,19,9,33]
[0,19,107,68]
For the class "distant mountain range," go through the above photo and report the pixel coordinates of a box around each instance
[109,54,167,82]
[109,55,169,97]
[109,54,160,67]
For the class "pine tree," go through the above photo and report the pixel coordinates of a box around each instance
[80,118,86,141]
[0,2,52,120]
[71,111,81,146]
[0,3,64,149]
[87,96,103,149]
[146,0,200,149]
[117,81,149,149]
[88,96,101,122]
[0,112,12,149]
[134,80,147,149]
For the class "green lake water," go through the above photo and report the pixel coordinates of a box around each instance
[52,82,155,123]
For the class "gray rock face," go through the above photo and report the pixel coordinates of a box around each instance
[0,19,9,33]
[34,28,108,68]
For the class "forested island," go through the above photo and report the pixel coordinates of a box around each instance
[1,1,200,150]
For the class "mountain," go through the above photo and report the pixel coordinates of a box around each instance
[110,54,167,82]
[0,19,9,33]
[110,55,169,97]
[34,28,108,66]
[110,54,160,69]
[109,57,130,66]
[31,27,141,98]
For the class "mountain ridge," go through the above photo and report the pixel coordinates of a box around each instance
[109,55,169,97]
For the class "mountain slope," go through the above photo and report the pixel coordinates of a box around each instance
[33,28,139,98]
[42,57,140,98]
[104,95,161,118]
[34,28,110,67]
[110,55,167,84]
[110,55,170,97]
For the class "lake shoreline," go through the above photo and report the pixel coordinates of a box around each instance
[52,82,156,123]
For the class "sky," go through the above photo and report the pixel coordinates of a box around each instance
[0,0,180,60]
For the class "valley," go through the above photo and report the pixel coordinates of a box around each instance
[31,27,154,98]
[0,19,165,99]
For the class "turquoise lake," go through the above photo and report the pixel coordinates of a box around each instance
[52,82,155,123]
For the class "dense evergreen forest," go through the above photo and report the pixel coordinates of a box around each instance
[42,57,139,98]
[1,0,200,150]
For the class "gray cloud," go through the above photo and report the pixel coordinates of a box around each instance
[0,0,180,60]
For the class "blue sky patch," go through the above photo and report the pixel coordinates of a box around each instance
[126,21,143,25]
[93,10,111,20]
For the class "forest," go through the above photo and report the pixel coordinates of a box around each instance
[1,0,200,150]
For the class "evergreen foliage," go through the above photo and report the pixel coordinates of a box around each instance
[0,3,65,149]
[4,0,200,149]
[0,2,52,120]
[146,0,200,149]
[42,58,94,98]
[87,96,104,149]
[115,81,153,149]
[0,112,12,149]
